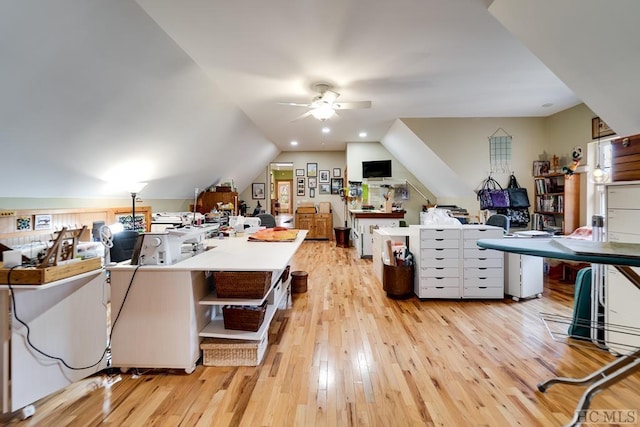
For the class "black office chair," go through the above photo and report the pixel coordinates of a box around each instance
[257,213,277,228]
[486,214,510,232]
[110,230,140,263]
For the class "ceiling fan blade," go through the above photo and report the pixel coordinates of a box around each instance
[290,111,313,122]
[334,101,372,110]
[278,102,314,107]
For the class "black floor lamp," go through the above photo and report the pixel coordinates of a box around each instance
[127,182,147,232]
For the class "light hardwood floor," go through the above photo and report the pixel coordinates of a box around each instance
[5,241,640,426]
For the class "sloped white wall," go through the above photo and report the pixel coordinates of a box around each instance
[0,1,278,200]
[489,0,640,137]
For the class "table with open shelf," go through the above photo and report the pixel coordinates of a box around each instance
[108,231,307,372]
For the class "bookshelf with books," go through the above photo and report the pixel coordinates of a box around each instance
[533,173,580,235]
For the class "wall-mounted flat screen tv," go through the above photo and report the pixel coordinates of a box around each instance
[362,160,392,178]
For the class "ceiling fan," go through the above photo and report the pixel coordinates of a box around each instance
[279,83,372,121]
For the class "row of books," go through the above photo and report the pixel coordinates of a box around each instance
[536,194,564,213]
[534,177,565,194]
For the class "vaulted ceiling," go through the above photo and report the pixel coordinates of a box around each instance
[1,0,638,200]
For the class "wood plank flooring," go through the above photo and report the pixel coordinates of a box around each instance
[4,241,640,426]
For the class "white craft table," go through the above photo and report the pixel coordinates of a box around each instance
[0,269,109,418]
[107,231,307,372]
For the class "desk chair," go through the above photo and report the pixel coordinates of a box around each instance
[257,213,276,228]
[486,214,510,232]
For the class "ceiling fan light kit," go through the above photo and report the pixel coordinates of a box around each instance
[280,82,371,122]
[310,104,335,121]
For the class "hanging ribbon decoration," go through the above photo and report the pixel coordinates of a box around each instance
[488,128,512,174]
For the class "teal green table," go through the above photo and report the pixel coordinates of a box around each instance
[478,238,640,427]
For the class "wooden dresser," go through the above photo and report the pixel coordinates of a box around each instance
[295,202,333,240]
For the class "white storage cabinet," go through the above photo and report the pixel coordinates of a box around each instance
[409,224,504,299]
[606,182,640,354]
[462,226,504,299]
[505,253,543,301]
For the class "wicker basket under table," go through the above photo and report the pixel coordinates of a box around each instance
[214,271,272,299]
[201,336,268,366]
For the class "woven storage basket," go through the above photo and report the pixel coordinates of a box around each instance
[223,302,267,332]
[214,271,272,299]
[201,337,266,366]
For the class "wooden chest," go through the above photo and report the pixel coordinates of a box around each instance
[612,134,640,182]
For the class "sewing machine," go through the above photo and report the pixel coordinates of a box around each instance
[136,226,210,266]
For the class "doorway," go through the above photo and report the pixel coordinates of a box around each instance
[277,180,293,213]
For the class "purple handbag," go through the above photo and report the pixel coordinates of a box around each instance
[477,176,510,209]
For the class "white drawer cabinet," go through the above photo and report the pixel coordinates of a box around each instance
[605,182,640,354]
[410,225,461,298]
[409,224,504,299]
[461,226,504,299]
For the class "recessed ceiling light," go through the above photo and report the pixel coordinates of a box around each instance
[321,127,330,134]
[290,140,298,146]
[542,103,554,108]
[359,132,367,138]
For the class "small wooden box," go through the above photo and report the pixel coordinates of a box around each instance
[297,202,316,214]
[0,257,102,285]
[214,271,272,299]
[201,335,268,366]
[222,302,267,332]
[611,134,640,182]
[318,202,331,213]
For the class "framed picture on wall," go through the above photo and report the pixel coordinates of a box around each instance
[309,188,315,198]
[34,214,52,230]
[306,162,317,177]
[333,168,341,177]
[308,177,317,188]
[319,170,330,183]
[331,178,343,195]
[591,116,616,139]
[296,169,304,176]
[296,177,305,196]
[16,216,32,231]
[319,183,330,194]
[252,182,266,199]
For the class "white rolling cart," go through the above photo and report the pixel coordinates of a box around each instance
[505,253,543,301]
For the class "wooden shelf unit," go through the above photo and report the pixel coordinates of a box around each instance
[295,211,333,240]
[533,173,580,234]
[196,191,238,215]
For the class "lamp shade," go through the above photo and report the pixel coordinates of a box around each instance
[126,182,147,194]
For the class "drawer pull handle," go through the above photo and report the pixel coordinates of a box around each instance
[479,257,487,260]
[479,286,488,289]
[435,258,444,260]
[436,286,444,289]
